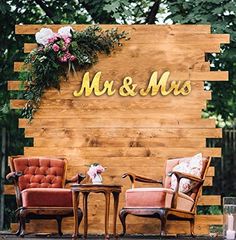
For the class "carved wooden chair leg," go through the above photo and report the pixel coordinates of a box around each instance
[119,208,128,236]
[15,210,21,236]
[15,220,22,236]
[56,216,63,236]
[78,209,83,232]
[19,209,26,237]
[159,211,167,236]
[190,218,195,237]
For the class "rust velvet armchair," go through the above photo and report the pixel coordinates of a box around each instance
[119,154,211,236]
[6,156,85,237]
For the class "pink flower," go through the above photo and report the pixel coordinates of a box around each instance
[87,164,105,180]
[65,52,71,58]
[96,165,105,174]
[70,55,76,61]
[64,37,71,45]
[48,33,60,43]
[61,46,67,51]
[48,38,55,43]
[52,44,60,52]
[58,56,67,62]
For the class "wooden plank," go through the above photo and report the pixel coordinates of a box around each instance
[38,90,212,100]
[7,81,24,90]
[208,166,215,176]
[14,26,229,45]
[10,214,222,235]
[198,195,221,206]
[10,98,209,110]
[24,42,222,54]
[19,52,210,70]
[3,185,15,195]
[24,128,222,138]
[8,79,206,91]
[36,81,204,91]
[190,71,228,81]
[64,158,215,173]
[19,118,216,129]
[204,177,212,186]
[10,99,26,109]
[34,137,206,148]
[34,108,202,119]
[10,222,209,235]
[23,147,221,157]
[66,163,214,177]
[13,61,228,82]
[16,24,212,35]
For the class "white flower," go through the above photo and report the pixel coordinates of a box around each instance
[58,26,74,38]
[35,28,54,45]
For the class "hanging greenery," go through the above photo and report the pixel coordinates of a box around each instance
[20,25,128,120]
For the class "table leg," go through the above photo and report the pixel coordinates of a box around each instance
[72,191,80,239]
[112,192,120,238]
[83,192,89,239]
[105,192,110,239]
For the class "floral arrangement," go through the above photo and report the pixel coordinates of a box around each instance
[87,163,105,182]
[21,25,128,120]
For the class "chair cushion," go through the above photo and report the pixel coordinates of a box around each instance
[125,188,194,211]
[21,188,72,207]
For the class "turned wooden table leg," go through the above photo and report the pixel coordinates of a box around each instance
[72,191,80,239]
[83,192,89,239]
[112,192,120,238]
[104,192,110,239]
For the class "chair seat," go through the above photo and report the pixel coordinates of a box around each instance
[21,188,72,208]
[125,188,194,211]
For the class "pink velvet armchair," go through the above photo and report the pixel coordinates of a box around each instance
[119,155,211,236]
[6,156,85,237]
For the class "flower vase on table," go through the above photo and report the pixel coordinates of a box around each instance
[92,174,103,184]
[87,163,105,184]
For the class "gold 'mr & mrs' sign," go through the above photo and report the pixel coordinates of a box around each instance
[73,71,191,97]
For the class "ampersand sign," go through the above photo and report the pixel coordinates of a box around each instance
[119,77,137,96]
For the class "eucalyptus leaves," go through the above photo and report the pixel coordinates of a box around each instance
[21,25,128,120]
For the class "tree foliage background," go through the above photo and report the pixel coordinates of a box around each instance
[0,0,235,229]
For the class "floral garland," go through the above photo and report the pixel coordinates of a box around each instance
[21,25,128,120]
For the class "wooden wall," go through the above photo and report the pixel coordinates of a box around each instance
[7,25,229,235]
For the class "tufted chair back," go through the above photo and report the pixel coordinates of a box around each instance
[10,156,67,191]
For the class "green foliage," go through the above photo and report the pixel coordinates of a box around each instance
[21,25,127,120]
[166,0,236,126]
[198,205,222,215]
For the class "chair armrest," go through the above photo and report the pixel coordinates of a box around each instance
[122,172,162,188]
[169,171,203,209]
[6,171,23,209]
[6,171,23,181]
[169,171,203,183]
[65,173,86,185]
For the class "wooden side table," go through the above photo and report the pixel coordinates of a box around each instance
[71,184,122,239]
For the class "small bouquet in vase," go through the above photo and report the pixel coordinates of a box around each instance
[87,163,105,184]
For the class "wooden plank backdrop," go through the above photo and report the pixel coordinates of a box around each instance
[7,24,229,235]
